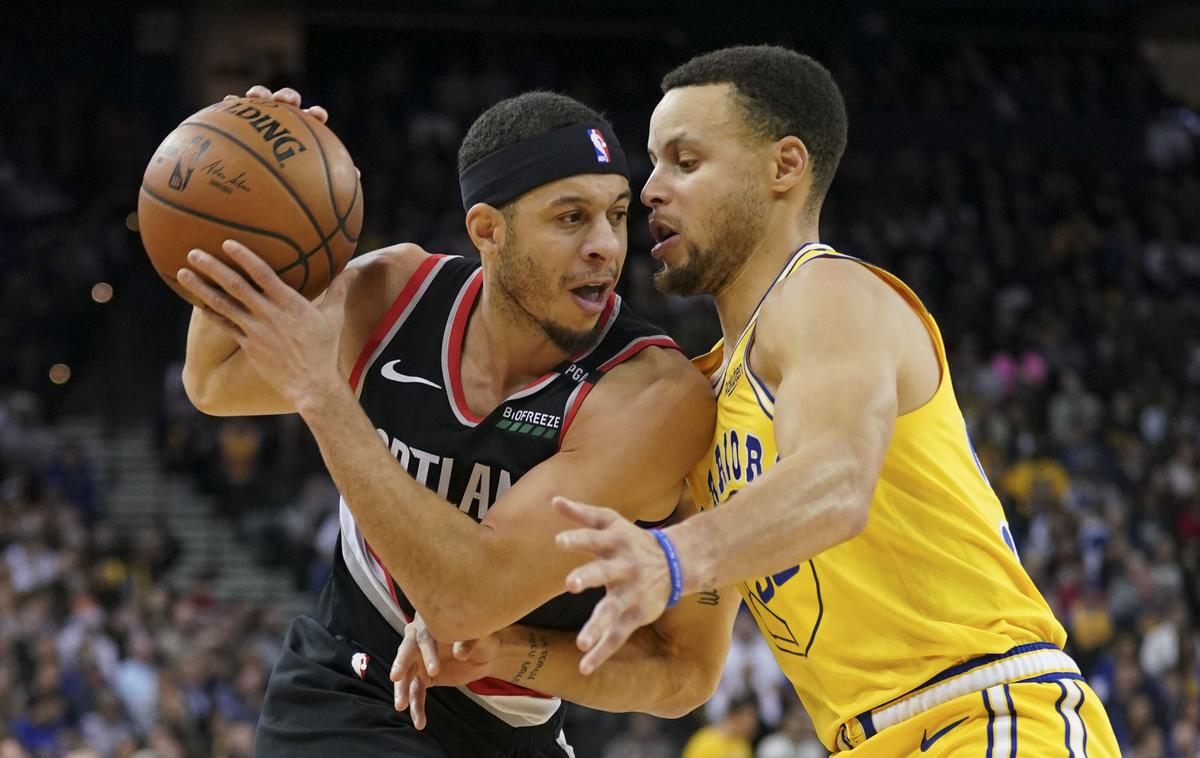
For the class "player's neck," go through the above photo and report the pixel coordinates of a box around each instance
[460,282,572,409]
[712,214,821,348]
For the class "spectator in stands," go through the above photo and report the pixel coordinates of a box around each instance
[683,695,759,758]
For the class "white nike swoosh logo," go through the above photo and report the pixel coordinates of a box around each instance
[380,360,441,389]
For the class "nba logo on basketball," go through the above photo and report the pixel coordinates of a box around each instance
[587,128,611,163]
[351,652,370,679]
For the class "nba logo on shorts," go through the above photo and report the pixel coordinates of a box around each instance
[351,652,370,679]
[587,128,611,163]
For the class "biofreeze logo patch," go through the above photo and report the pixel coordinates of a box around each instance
[496,407,561,439]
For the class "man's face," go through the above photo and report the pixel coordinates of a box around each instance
[642,84,771,296]
[496,174,630,352]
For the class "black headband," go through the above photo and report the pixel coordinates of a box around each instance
[459,121,629,211]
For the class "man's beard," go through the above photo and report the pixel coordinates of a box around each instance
[652,185,768,297]
[496,237,602,355]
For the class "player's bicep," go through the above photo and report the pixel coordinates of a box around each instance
[478,356,714,610]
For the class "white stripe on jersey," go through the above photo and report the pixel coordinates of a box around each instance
[339,501,562,727]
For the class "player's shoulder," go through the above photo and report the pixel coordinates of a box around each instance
[588,344,713,421]
[346,242,432,286]
[757,253,904,343]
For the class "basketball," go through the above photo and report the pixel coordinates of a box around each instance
[137,97,363,304]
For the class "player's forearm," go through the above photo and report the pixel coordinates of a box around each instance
[670,452,870,594]
[182,307,242,406]
[491,624,716,718]
[183,307,295,416]
[296,384,514,638]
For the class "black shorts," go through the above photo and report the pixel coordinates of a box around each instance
[255,615,572,757]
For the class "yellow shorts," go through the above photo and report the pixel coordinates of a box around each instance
[842,677,1119,757]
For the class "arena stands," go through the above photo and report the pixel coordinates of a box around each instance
[2,3,1198,756]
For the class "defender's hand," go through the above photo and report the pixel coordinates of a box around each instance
[554,497,672,674]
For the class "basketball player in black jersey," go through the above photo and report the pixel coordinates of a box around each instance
[177,86,738,756]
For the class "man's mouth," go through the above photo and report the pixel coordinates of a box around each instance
[568,280,613,314]
[649,218,682,260]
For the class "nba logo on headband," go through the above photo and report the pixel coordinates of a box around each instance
[587,128,612,163]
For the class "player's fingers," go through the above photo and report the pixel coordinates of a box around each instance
[556,526,621,558]
[565,556,631,594]
[414,626,440,677]
[393,666,410,711]
[579,619,634,675]
[184,248,272,315]
[223,94,239,102]
[304,105,329,124]
[575,593,625,654]
[553,497,620,529]
[219,240,298,305]
[196,304,246,338]
[245,84,272,99]
[390,635,418,682]
[410,677,428,730]
[177,267,252,329]
[271,87,302,106]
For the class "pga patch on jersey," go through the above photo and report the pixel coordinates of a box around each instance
[351,651,370,680]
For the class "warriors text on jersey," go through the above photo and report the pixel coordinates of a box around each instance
[331,253,678,727]
[686,243,1080,751]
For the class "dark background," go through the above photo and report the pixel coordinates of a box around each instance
[1,1,1199,756]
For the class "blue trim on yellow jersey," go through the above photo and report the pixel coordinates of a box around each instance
[1075,683,1088,756]
[1005,684,1017,757]
[1019,672,1084,685]
[1055,682,1075,758]
[858,709,876,740]
[747,371,775,420]
[984,687,997,757]
[915,642,1060,693]
[744,335,777,404]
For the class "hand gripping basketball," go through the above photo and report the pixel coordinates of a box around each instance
[138,84,363,304]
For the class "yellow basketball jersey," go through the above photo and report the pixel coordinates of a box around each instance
[687,243,1067,750]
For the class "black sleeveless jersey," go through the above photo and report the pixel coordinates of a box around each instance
[327,253,678,726]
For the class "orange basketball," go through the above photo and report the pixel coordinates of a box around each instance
[137,97,363,304]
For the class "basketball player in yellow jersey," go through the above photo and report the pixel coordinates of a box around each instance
[554,46,1120,756]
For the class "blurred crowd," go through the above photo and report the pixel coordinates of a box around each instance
[3,6,1200,757]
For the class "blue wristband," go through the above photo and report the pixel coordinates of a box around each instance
[650,529,683,608]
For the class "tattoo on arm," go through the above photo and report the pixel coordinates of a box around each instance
[697,589,720,606]
[510,631,550,685]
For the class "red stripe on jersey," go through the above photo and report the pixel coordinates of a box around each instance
[597,336,680,373]
[364,539,409,618]
[466,677,552,699]
[446,272,486,423]
[348,254,445,392]
[557,381,595,450]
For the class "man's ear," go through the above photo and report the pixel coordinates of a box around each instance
[466,203,508,258]
[769,135,810,194]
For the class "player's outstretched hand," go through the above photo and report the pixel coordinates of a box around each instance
[554,497,673,675]
[225,84,329,124]
[390,615,499,730]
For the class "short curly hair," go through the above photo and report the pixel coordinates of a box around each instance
[457,91,610,176]
[662,45,848,210]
